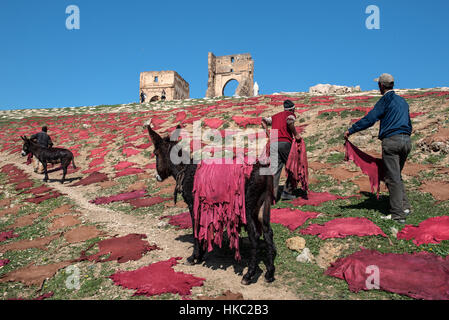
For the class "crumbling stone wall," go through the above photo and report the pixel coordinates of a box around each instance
[206,52,254,98]
[140,71,189,102]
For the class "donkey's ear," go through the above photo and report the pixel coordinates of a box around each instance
[170,125,183,142]
[144,119,163,148]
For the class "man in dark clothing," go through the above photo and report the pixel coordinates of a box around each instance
[262,100,302,201]
[344,73,412,224]
[140,91,146,103]
[30,126,53,173]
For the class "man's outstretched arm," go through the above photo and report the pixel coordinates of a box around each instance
[345,99,386,139]
[287,119,302,142]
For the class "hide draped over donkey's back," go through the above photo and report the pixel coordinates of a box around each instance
[144,120,276,285]
[20,136,76,184]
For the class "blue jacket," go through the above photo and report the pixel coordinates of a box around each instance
[348,91,412,140]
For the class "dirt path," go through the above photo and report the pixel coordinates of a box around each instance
[0,152,300,300]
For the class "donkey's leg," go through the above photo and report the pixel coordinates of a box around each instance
[261,196,276,283]
[186,205,204,265]
[42,161,49,182]
[61,165,67,184]
[241,183,264,285]
[61,159,70,184]
[241,214,260,285]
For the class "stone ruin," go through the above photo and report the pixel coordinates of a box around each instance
[206,52,254,98]
[140,71,189,102]
[309,84,361,95]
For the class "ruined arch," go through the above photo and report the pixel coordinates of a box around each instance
[222,79,239,96]
[150,96,160,102]
[206,52,254,98]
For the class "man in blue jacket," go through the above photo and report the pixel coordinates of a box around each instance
[344,74,412,224]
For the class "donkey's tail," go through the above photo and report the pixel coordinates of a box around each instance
[71,157,77,169]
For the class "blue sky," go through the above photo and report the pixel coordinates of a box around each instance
[0,0,448,110]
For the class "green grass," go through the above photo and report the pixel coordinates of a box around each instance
[326,152,345,164]
[340,110,366,119]
[424,153,447,164]
[317,112,338,120]
[268,190,449,299]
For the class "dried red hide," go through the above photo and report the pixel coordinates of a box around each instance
[122,148,141,157]
[48,215,81,231]
[64,226,103,244]
[10,212,41,229]
[25,191,63,204]
[0,198,13,207]
[270,208,320,231]
[285,139,309,192]
[419,181,449,202]
[344,140,384,197]
[82,166,105,174]
[0,261,71,287]
[89,158,105,168]
[161,211,192,230]
[127,196,171,208]
[0,205,22,218]
[109,257,205,297]
[397,216,449,246]
[0,259,10,267]
[0,233,61,253]
[78,234,159,263]
[14,180,34,191]
[231,116,262,128]
[290,191,359,207]
[48,204,73,218]
[0,230,19,242]
[115,167,145,178]
[90,189,146,205]
[20,185,53,196]
[326,249,449,300]
[175,111,187,122]
[136,142,152,149]
[193,162,252,260]
[114,161,137,171]
[300,217,387,239]
[203,118,224,129]
[71,172,108,187]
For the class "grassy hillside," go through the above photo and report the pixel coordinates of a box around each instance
[0,88,448,300]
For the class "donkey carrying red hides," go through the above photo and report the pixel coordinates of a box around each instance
[145,121,276,285]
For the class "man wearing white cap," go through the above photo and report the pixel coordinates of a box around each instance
[344,74,412,224]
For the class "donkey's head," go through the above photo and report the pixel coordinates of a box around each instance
[20,136,31,157]
[144,120,183,182]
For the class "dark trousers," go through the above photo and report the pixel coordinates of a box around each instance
[273,141,294,198]
[381,134,412,219]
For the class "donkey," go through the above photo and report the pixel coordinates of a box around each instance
[21,136,76,184]
[144,121,276,285]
